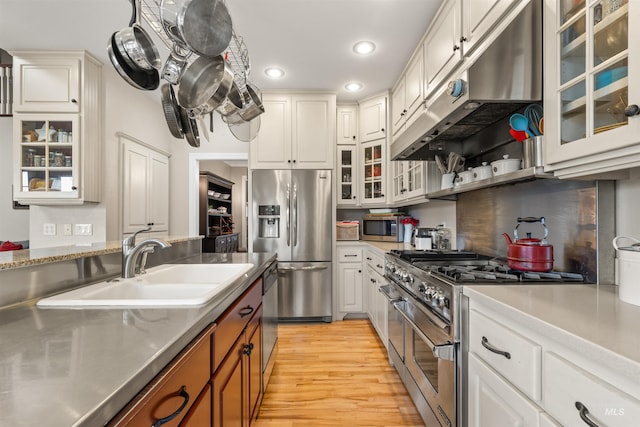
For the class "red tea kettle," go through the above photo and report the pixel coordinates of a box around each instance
[502,217,554,272]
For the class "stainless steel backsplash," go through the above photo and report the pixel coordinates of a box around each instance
[456,179,615,284]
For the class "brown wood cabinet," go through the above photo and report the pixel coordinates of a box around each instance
[108,276,264,427]
[213,281,263,427]
[107,323,215,427]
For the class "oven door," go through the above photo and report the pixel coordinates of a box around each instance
[400,298,456,427]
[379,284,404,377]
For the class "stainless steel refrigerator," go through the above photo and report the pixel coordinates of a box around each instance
[252,169,332,322]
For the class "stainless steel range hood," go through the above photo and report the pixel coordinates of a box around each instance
[391,0,542,161]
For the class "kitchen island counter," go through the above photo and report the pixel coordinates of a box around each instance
[0,251,276,427]
[463,284,640,397]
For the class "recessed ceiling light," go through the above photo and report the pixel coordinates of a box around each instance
[353,41,376,55]
[345,82,363,92]
[264,67,285,78]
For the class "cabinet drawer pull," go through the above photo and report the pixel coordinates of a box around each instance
[151,386,190,427]
[575,402,600,427]
[481,336,511,359]
[239,305,254,318]
[243,342,255,356]
[344,254,358,257]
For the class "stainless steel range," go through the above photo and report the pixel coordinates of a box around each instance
[381,249,585,427]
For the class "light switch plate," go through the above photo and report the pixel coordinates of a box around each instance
[43,223,56,236]
[63,224,73,236]
[74,224,93,236]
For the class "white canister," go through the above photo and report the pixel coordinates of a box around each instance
[613,236,640,306]
[441,173,455,190]
[403,224,414,243]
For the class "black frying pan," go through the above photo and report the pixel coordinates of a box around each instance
[161,84,184,138]
[108,32,159,90]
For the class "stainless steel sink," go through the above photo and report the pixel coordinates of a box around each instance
[37,263,254,308]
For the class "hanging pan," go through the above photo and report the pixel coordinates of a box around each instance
[107,0,160,90]
[160,84,184,138]
[177,54,234,109]
[160,0,233,58]
[178,106,201,147]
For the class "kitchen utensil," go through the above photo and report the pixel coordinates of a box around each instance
[228,116,261,142]
[435,154,447,175]
[524,104,543,135]
[114,0,161,71]
[160,0,233,58]
[107,32,160,90]
[510,113,537,138]
[177,54,234,109]
[509,128,528,142]
[456,168,474,185]
[161,44,191,85]
[523,135,544,168]
[538,117,544,134]
[217,81,244,118]
[238,82,265,122]
[613,236,640,306]
[491,154,521,175]
[472,162,493,180]
[503,217,554,272]
[160,84,184,138]
[178,106,200,147]
[447,152,461,174]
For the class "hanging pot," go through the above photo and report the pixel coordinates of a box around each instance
[238,82,265,121]
[217,80,244,120]
[160,0,233,58]
[503,216,554,272]
[161,44,191,85]
[114,0,161,70]
[178,106,200,147]
[107,32,159,91]
[160,84,184,139]
[177,54,234,109]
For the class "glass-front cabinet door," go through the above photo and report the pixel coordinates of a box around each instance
[546,0,640,169]
[361,140,386,204]
[14,114,79,201]
[337,146,358,205]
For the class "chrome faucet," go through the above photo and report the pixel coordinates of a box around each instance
[122,227,171,278]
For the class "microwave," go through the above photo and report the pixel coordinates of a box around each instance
[362,214,406,242]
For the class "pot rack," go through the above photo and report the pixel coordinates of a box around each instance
[139,0,252,91]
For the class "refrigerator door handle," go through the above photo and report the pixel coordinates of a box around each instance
[286,183,290,246]
[278,265,329,272]
[292,183,298,247]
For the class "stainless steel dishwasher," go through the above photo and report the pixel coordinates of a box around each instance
[262,261,278,392]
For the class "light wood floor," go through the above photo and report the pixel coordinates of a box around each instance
[254,319,425,427]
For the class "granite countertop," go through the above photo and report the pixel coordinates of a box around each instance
[463,284,640,386]
[0,236,202,271]
[0,251,276,427]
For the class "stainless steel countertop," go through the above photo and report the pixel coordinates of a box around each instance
[0,252,277,427]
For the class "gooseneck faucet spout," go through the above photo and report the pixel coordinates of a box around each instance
[121,227,171,279]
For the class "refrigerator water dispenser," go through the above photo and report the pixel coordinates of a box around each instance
[258,205,280,238]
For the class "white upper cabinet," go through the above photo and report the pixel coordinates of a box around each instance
[391,48,425,141]
[337,105,358,145]
[11,51,101,205]
[251,93,335,169]
[358,95,387,143]
[544,0,640,178]
[462,0,521,55]
[424,0,463,98]
[12,54,81,113]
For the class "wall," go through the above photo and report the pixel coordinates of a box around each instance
[616,168,640,238]
[0,117,29,242]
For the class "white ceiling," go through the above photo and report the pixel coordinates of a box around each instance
[0,0,443,103]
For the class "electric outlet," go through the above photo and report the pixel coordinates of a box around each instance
[43,223,56,236]
[63,224,73,236]
[75,224,93,236]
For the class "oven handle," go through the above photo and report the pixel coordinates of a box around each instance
[393,302,455,362]
[379,284,404,303]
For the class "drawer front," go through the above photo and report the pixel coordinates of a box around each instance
[365,250,385,276]
[467,352,543,427]
[108,324,214,427]
[544,352,640,427]
[469,308,542,401]
[213,278,262,372]
[338,247,363,262]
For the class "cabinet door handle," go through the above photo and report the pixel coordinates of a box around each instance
[366,257,372,261]
[460,36,467,43]
[151,386,190,427]
[481,336,511,359]
[453,45,460,51]
[352,135,356,140]
[624,104,640,117]
[71,99,78,104]
[243,342,254,356]
[71,186,77,190]
[239,305,254,318]
[381,128,385,132]
[575,402,600,427]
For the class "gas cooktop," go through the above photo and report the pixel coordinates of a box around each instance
[388,249,493,263]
